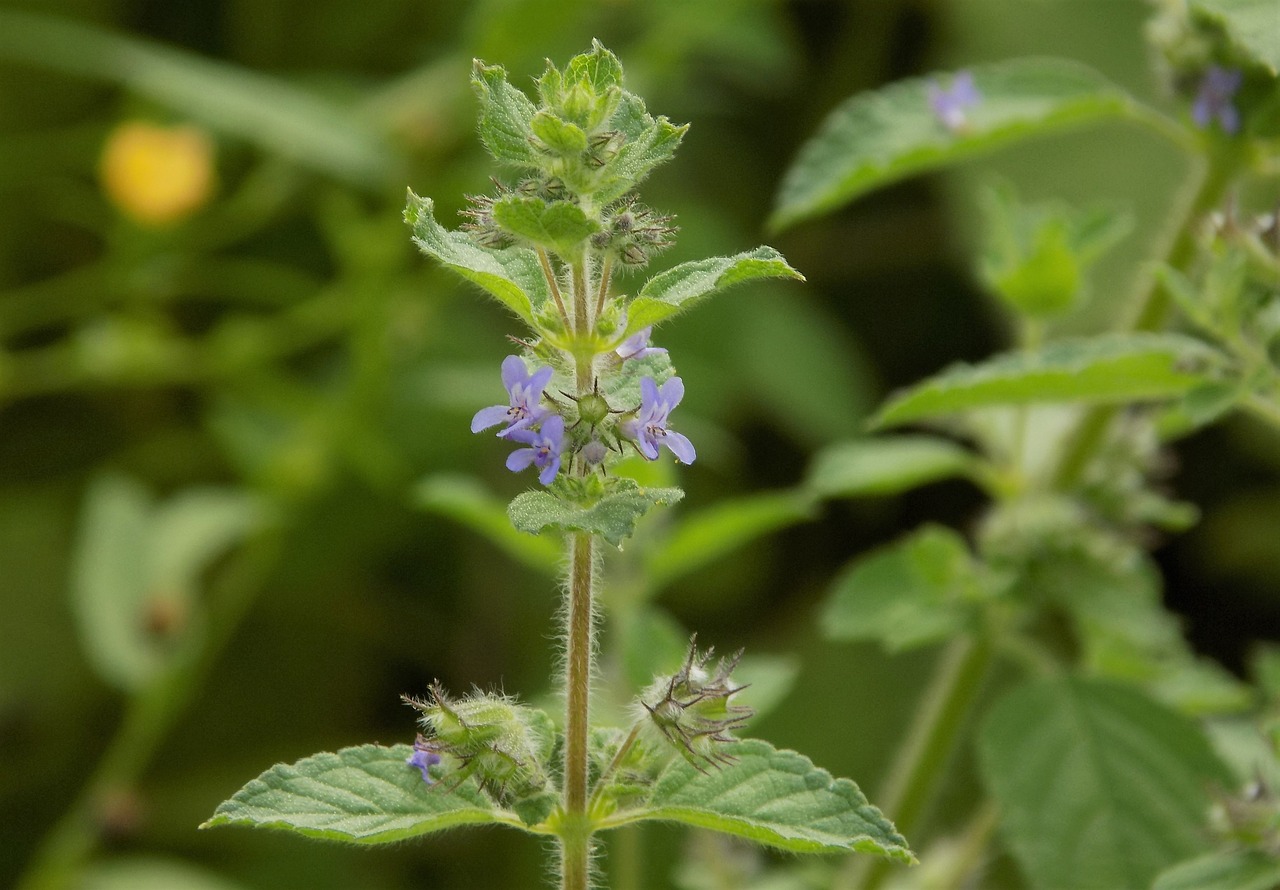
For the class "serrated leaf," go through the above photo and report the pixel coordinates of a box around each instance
[624,247,804,337]
[806,435,976,499]
[822,525,979,651]
[530,110,588,154]
[566,39,624,93]
[413,474,560,574]
[610,739,914,861]
[1191,0,1280,75]
[1154,851,1280,890]
[772,58,1131,230]
[471,60,540,167]
[978,677,1233,890]
[508,479,683,548]
[491,195,599,257]
[202,744,529,842]
[644,491,814,591]
[404,191,549,326]
[873,334,1227,428]
[596,116,688,206]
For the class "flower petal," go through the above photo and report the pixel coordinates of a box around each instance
[663,430,697,464]
[506,448,537,472]
[538,455,561,486]
[541,413,565,444]
[471,404,510,433]
[640,376,660,408]
[636,434,660,461]
[659,376,684,409]
[501,355,528,392]
[527,364,555,397]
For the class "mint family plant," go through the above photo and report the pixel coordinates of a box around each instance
[201,42,915,890]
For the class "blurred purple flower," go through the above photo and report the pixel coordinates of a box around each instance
[506,414,565,485]
[616,326,668,361]
[622,377,696,464]
[471,355,554,437]
[928,71,981,133]
[1193,66,1243,135]
[407,737,442,785]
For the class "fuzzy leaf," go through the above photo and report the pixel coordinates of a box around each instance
[624,247,804,337]
[644,491,815,591]
[202,744,529,842]
[611,739,914,861]
[822,525,979,651]
[471,60,540,167]
[873,334,1227,428]
[595,115,688,206]
[530,110,588,154]
[566,39,624,93]
[1191,0,1280,75]
[806,435,976,499]
[1154,851,1280,890]
[772,58,1130,230]
[491,195,599,257]
[413,474,560,574]
[979,677,1233,890]
[508,479,683,548]
[404,191,549,326]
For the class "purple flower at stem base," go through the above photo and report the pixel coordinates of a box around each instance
[506,414,565,485]
[471,355,554,438]
[407,737,442,785]
[622,376,696,464]
[928,70,981,133]
[1193,66,1243,135]
[616,326,668,361]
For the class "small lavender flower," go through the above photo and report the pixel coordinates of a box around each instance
[928,70,981,133]
[616,326,668,361]
[407,736,442,785]
[1192,65,1243,135]
[622,377,696,464]
[471,355,554,437]
[506,414,565,485]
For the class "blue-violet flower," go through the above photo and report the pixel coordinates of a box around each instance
[407,736,442,785]
[928,70,980,133]
[506,414,565,485]
[1192,65,1242,135]
[623,376,696,464]
[616,326,668,361]
[471,355,554,437]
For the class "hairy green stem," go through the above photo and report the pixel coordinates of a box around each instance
[16,533,280,890]
[840,635,992,890]
[561,531,596,890]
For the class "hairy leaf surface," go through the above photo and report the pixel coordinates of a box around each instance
[508,479,683,547]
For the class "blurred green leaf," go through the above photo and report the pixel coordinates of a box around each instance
[202,744,528,841]
[873,334,1228,428]
[772,58,1131,230]
[805,436,976,499]
[1191,0,1280,75]
[79,857,251,890]
[613,738,914,861]
[624,247,804,338]
[0,9,394,185]
[491,195,600,257]
[508,480,683,548]
[644,491,814,592]
[979,677,1233,890]
[822,525,980,652]
[619,606,691,691]
[733,654,801,724]
[414,474,560,574]
[1153,850,1280,890]
[405,191,550,326]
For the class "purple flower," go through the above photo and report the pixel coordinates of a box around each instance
[407,737,442,785]
[928,70,981,133]
[616,326,668,361]
[622,377,696,464]
[1192,66,1243,135]
[471,355,554,438]
[506,414,565,485]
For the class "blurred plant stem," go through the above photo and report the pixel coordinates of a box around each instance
[15,531,282,890]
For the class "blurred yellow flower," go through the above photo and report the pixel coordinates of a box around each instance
[99,121,215,226]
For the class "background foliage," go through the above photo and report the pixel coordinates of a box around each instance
[1,1,1276,888]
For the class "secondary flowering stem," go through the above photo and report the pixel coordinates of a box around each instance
[562,531,596,890]
[594,256,613,321]
[539,247,571,330]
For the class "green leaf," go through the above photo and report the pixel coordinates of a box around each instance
[530,110,589,154]
[508,479,684,548]
[79,857,252,890]
[566,39,624,94]
[413,474,560,574]
[491,195,600,257]
[873,334,1227,428]
[202,744,529,842]
[595,115,688,206]
[771,58,1131,230]
[1191,0,1280,75]
[404,191,549,326]
[1154,851,1280,890]
[978,677,1233,890]
[611,738,914,861]
[822,525,980,651]
[471,59,540,167]
[644,491,814,591]
[624,247,804,338]
[732,654,802,723]
[0,9,393,186]
[806,435,977,499]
